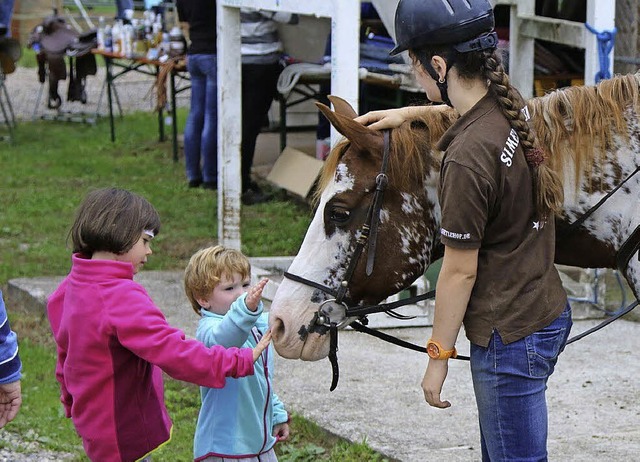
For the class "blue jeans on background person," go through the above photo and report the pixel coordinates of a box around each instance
[0,0,15,36]
[184,54,218,187]
[470,303,572,462]
[115,0,133,20]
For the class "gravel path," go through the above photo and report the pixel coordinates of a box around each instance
[0,429,76,461]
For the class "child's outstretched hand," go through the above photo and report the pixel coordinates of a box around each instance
[252,329,272,362]
[245,278,269,312]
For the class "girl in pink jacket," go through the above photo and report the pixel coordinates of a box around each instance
[47,188,271,462]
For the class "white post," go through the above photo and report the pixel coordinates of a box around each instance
[507,0,535,99]
[217,3,243,250]
[216,0,361,248]
[330,0,361,147]
[584,0,616,86]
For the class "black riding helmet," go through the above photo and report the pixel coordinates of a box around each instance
[390,0,498,106]
[390,0,497,56]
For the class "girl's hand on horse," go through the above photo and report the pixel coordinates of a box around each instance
[354,107,411,131]
[245,278,269,312]
[355,105,449,131]
[422,359,451,409]
[252,329,272,362]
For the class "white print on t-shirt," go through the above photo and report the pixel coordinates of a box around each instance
[500,128,520,167]
[532,219,547,231]
[441,227,471,240]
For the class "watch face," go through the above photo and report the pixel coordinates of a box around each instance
[427,342,440,358]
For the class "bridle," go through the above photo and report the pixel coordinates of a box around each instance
[283,130,640,392]
[283,130,468,390]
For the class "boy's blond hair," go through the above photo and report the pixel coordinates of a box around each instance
[184,245,252,315]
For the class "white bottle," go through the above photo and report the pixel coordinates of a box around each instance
[97,16,106,50]
[112,20,122,54]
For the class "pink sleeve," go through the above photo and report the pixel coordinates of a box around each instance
[108,284,254,388]
[46,281,73,417]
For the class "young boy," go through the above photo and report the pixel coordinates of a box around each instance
[184,245,290,462]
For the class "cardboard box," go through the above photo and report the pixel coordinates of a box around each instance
[267,147,324,200]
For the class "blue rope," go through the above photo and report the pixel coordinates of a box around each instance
[585,22,617,83]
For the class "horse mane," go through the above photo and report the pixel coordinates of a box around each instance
[529,72,640,187]
[313,106,458,204]
[312,72,640,203]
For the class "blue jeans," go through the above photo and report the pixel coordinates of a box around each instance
[184,54,218,184]
[115,0,133,19]
[0,0,15,36]
[471,304,572,461]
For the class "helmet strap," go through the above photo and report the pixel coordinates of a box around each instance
[426,52,457,107]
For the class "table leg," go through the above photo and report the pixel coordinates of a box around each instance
[171,70,178,162]
[156,66,165,142]
[105,57,115,142]
[279,93,287,152]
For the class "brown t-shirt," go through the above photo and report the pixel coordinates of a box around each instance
[436,93,567,347]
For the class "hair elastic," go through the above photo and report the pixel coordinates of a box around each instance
[525,148,545,168]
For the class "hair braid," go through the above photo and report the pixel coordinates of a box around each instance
[482,50,564,218]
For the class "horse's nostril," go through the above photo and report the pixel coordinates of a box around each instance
[270,317,285,342]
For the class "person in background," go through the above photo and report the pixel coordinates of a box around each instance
[115,0,134,23]
[0,0,14,37]
[47,188,271,461]
[239,9,298,205]
[356,0,571,460]
[177,0,218,190]
[184,245,289,461]
[0,290,22,429]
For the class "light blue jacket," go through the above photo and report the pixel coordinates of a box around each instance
[0,290,22,384]
[194,294,288,461]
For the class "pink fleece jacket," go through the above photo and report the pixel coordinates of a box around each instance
[47,254,255,462]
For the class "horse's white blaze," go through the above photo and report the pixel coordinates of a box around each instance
[270,170,356,360]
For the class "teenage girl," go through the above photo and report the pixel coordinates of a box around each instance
[357,1,571,460]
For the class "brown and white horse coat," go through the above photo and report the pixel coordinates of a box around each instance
[270,73,640,361]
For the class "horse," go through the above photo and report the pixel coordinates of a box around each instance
[269,72,640,363]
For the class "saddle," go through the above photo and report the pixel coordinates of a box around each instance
[28,14,97,109]
[0,35,21,75]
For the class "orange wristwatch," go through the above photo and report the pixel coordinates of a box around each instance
[426,339,457,360]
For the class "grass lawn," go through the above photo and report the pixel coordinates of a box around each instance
[0,113,390,461]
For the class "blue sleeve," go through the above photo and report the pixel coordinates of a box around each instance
[196,293,263,348]
[0,291,22,384]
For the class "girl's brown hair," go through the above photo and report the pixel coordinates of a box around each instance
[69,188,161,256]
[184,245,252,315]
[414,47,564,218]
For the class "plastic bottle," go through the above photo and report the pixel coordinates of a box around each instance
[169,26,185,57]
[97,16,106,50]
[104,25,113,52]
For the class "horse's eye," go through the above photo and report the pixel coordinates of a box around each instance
[329,208,350,224]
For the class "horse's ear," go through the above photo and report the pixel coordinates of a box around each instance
[327,95,358,119]
[316,101,383,154]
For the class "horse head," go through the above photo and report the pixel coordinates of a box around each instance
[269,96,453,360]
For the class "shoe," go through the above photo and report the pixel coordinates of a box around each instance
[188,179,202,188]
[241,189,274,205]
[202,181,217,190]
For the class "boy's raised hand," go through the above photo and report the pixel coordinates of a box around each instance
[252,329,272,362]
[245,278,269,312]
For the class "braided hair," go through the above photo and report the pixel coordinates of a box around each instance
[414,48,564,219]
